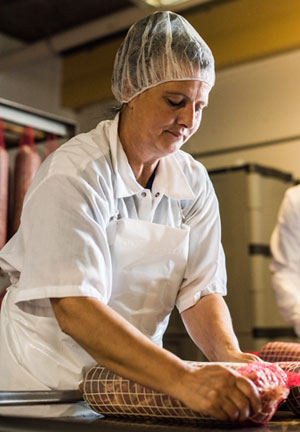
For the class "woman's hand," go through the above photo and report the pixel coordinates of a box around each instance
[221,350,263,363]
[176,363,261,423]
[51,296,261,423]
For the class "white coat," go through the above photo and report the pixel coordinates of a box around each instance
[270,184,300,337]
[0,114,226,416]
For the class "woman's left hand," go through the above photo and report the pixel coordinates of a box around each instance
[222,350,263,363]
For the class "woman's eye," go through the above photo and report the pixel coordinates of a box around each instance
[167,99,183,107]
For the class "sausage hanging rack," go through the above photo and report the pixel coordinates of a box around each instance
[0,97,77,148]
[0,102,80,408]
[0,390,83,406]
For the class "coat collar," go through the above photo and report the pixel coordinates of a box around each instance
[108,113,195,200]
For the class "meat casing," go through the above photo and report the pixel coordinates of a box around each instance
[11,143,41,236]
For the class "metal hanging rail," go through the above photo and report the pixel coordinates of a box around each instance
[0,97,76,139]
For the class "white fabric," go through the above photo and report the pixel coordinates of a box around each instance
[111,11,215,103]
[108,218,189,347]
[0,113,226,405]
[270,185,300,337]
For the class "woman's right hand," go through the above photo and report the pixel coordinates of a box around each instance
[175,363,261,423]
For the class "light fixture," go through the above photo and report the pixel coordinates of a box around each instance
[132,0,215,10]
[140,0,189,6]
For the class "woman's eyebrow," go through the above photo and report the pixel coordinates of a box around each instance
[165,91,187,97]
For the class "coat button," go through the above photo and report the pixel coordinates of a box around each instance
[141,191,147,197]
[155,192,160,197]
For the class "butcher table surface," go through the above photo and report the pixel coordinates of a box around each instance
[1,411,300,432]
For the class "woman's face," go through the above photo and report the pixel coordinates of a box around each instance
[126,80,210,161]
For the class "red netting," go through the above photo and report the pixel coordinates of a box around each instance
[237,363,290,424]
[258,342,300,417]
[278,363,300,415]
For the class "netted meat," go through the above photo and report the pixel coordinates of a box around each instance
[257,342,300,416]
[259,342,300,362]
[80,366,212,422]
[237,363,289,424]
[277,362,300,416]
[80,362,291,425]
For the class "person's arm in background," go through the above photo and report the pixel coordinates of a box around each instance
[270,186,300,337]
[181,293,259,362]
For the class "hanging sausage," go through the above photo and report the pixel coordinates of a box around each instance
[44,133,58,160]
[0,119,9,249]
[11,126,41,236]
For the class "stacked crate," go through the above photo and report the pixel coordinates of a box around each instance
[210,163,298,351]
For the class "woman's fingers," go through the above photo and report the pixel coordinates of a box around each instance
[221,396,249,422]
[222,350,263,363]
[218,374,261,422]
[199,387,251,423]
[180,365,262,423]
[235,375,261,413]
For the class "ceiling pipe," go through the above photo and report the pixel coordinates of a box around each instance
[0,6,147,71]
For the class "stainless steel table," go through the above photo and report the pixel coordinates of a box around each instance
[1,412,300,432]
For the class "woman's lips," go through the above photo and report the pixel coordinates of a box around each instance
[167,130,183,138]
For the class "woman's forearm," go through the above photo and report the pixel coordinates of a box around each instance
[50,296,188,397]
[181,293,256,362]
[50,295,261,421]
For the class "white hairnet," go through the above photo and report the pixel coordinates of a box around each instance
[111,11,215,104]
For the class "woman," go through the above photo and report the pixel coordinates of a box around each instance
[0,11,261,421]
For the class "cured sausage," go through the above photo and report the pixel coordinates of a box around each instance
[10,126,41,236]
[0,119,9,249]
[44,133,58,160]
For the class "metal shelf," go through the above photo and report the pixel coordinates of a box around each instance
[0,98,77,147]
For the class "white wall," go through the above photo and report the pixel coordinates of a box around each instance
[0,33,75,121]
[76,99,118,133]
[182,48,300,179]
[76,47,300,179]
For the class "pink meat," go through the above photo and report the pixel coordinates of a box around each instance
[237,362,289,424]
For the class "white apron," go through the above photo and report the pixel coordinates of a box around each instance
[0,214,189,417]
[107,216,190,347]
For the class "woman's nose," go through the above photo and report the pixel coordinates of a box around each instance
[178,105,198,129]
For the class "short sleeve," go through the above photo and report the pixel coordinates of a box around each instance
[270,188,300,273]
[176,169,227,313]
[12,172,113,311]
